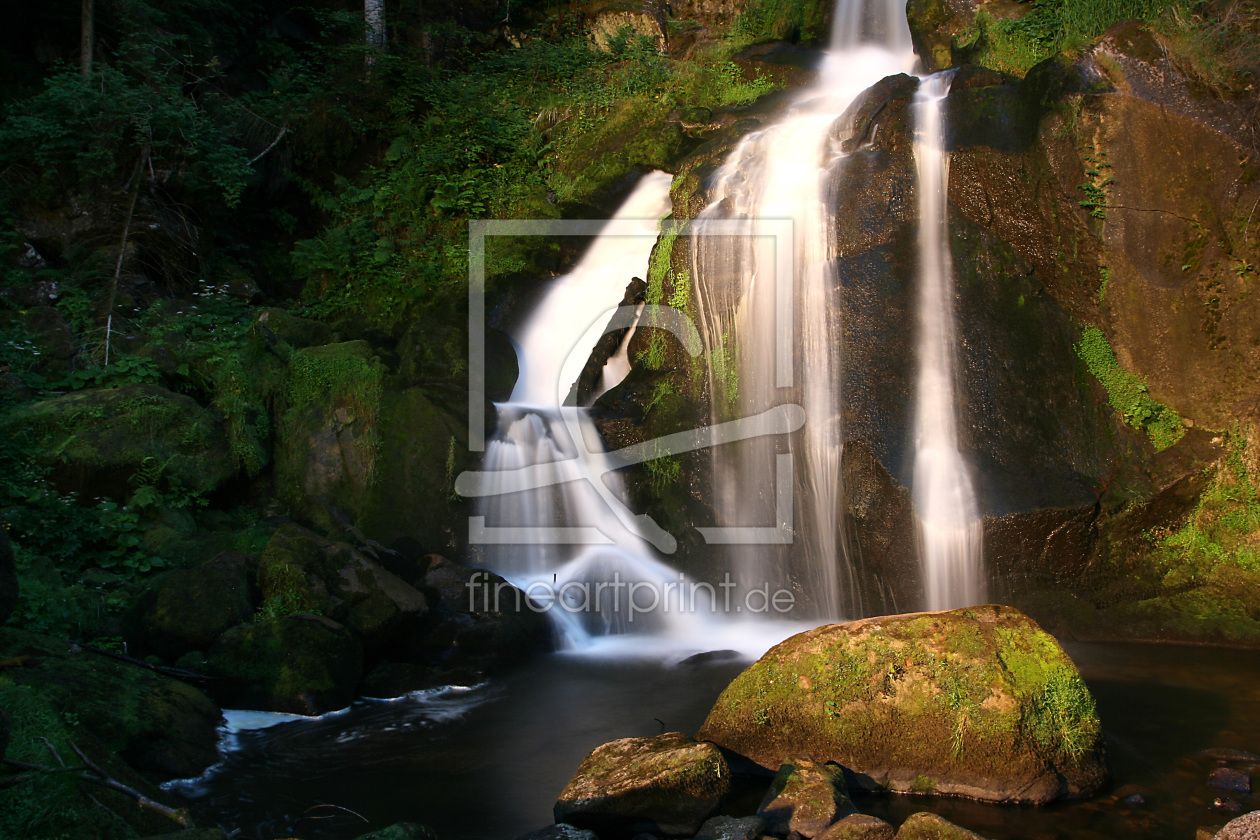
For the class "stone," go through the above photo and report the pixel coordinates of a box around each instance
[0,528,15,626]
[817,814,895,840]
[695,815,767,840]
[129,551,255,659]
[0,383,235,501]
[756,758,856,837]
[554,731,731,836]
[351,823,436,840]
[1210,767,1253,794]
[893,813,991,840]
[1202,749,1260,763]
[257,524,428,649]
[139,831,229,840]
[0,627,221,777]
[1215,799,1246,815]
[1218,811,1260,840]
[517,825,599,840]
[207,613,364,714]
[0,702,8,760]
[1198,827,1226,840]
[698,606,1107,804]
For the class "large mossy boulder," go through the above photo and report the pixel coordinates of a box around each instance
[697,605,1106,804]
[207,612,363,714]
[0,627,221,777]
[2,383,234,501]
[554,732,731,836]
[129,551,256,660]
[257,525,428,649]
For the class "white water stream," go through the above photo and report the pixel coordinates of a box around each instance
[910,73,985,609]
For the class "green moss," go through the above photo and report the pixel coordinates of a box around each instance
[1076,326,1185,451]
[729,0,832,47]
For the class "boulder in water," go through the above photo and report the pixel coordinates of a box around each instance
[1217,811,1260,840]
[817,814,895,840]
[694,815,766,840]
[697,605,1106,804]
[350,824,436,840]
[554,731,731,836]
[756,757,856,837]
[893,813,991,840]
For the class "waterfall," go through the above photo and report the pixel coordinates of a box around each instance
[461,173,726,650]
[690,0,916,620]
[911,74,986,610]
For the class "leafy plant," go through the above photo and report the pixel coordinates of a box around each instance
[1076,325,1185,450]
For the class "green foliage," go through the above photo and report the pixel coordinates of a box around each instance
[1076,153,1113,221]
[729,0,831,47]
[1076,326,1185,450]
[1147,429,1260,585]
[960,0,1188,76]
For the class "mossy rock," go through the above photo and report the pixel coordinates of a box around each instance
[140,831,230,840]
[253,307,338,351]
[2,383,234,501]
[757,757,856,837]
[0,627,221,778]
[697,605,1106,804]
[554,731,731,837]
[350,823,436,840]
[817,814,895,840]
[1097,563,1260,646]
[129,551,256,660]
[893,812,991,840]
[206,613,364,714]
[257,524,428,649]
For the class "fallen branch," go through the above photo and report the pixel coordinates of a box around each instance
[70,639,216,684]
[1,745,193,829]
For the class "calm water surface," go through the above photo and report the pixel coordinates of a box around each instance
[168,641,1260,840]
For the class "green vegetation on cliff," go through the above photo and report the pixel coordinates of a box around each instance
[1076,326,1184,451]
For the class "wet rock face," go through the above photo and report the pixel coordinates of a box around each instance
[698,605,1107,804]
[554,732,731,836]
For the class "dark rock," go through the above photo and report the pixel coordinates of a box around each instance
[817,814,895,840]
[1214,799,1246,815]
[139,831,229,840]
[1217,810,1260,839]
[1121,793,1147,807]
[1,383,235,501]
[675,650,742,669]
[257,525,428,650]
[554,731,731,836]
[517,825,600,840]
[351,823,436,840]
[1203,749,1260,763]
[698,606,1107,804]
[893,813,991,840]
[252,307,338,351]
[757,758,856,837]
[411,557,551,671]
[0,627,221,777]
[1197,827,1227,840]
[695,815,767,840]
[129,552,255,659]
[573,277,647,406]
[0,702,8,760]
[0,529,15,626]
[1210,767,1253,794]
[207,613,364,715]
[24,305,77,360]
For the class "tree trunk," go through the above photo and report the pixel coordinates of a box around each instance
[80,0,94,77]
[365,0,386,52]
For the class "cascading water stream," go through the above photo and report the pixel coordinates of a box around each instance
[910,73,985,610]
[690,0,916,620]
[463,172,724,651]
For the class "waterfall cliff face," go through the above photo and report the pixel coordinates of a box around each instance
[690,0,918,621]
[690,0,984,618]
